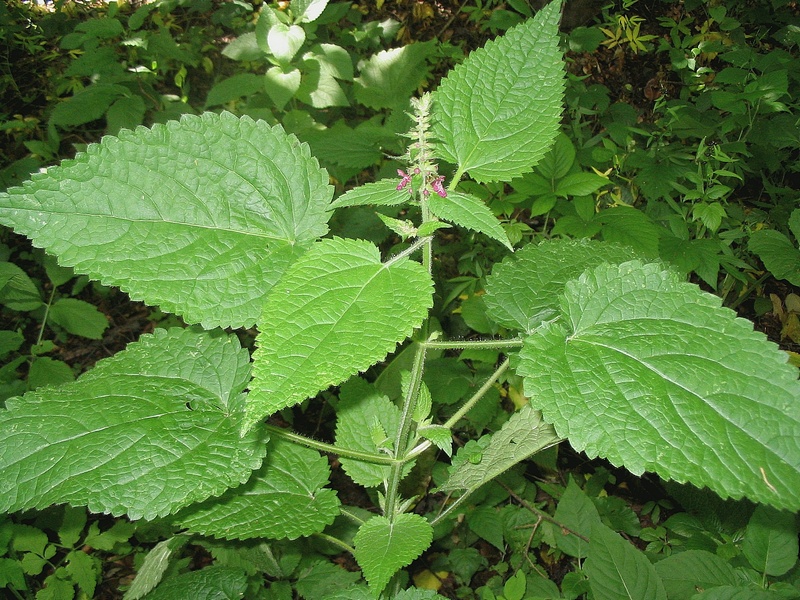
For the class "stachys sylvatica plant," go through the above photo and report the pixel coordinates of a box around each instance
[1,1,798,597]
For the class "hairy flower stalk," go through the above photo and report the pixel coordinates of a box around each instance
[399,93,447,201]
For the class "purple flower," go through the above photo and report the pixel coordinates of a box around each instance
[431,176,447,198]
[396,169,413,191]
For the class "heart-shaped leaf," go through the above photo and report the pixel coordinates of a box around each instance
[353,513,433,596]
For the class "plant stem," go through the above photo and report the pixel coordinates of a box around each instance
[423,338,524,351]
[263,424,395,465]
[443,357,511,429]
[383,340,428,518]
[312,532,355,554]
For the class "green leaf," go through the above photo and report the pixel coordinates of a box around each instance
[48,298,108,339]
[335,377,401,487]
[691,587,778,600]
[353,513,433,597]
[418,425,452,457]
[354,41,436,109]
[303,121,383,170]
[433,0,564,182]
[0,261,42,311]
[174,438,339,541]
[329,179,411,209]
[58,506,87,548]
[294,561,361,599]
[789,208,800,243]
[555,172,609,197]
[222,32,263,61]
[484,239,639,333]
[516,260,800,511]
[246,237,433,431]
[741,505,799,576]
[292,0,329,23]
[205,73,265,107]
[748,229,800,286]
[693,202,727,233]
[123,536,189,600]
[144,566,248,600]
[296,57,349,108]
[466,506,505,551]
[503,570,527,600]
[0,330,24,360]
[0,112,333,328]
[0,557,26,589]
[106,95,146,134]
[440,405,560,493]
[305,43,353,81]
[428,191,513,250]
[585,522,667,600]
[83,519,135,551]
[27,357,75,389]
[268,22,306,64]
[653,550,738,599]
[50,84,128,127]
[0,327,266,520]
[535,133,575,180]
[265,66,302,110]
[597,206,661,257]
[552,479,600,558]
[65,549,98,597]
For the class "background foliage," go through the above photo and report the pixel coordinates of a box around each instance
[1,0,799,598]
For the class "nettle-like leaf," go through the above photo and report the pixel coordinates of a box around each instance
[433,0,564,182]
[0,328,266,520]
[335,377,401,487]
[144,566,248,600]
[484,239,640,333]
[245,237,433,431]
[353,513,433,596]
[516,260,800,511]
[427,191,513,250]
[0,112,333,329]
[329,179,411,209]
[440,405,560,493]
[174,439,339,541]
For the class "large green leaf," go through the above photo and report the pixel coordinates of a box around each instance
[432,0,564,182]
[335,377,401,488]
[552,479,600,559]
[246,237,433,432]
[0,328,266,520]
[585,522,667,600]
[354,41,436,109]
[440,405,560,493]
[0,112,332,329]
[654,550,738,599]
[144,566,248,600]
[174,439,339,541]
[516,260,800,511]
[353,513,433,596]
[427,191,513,250]
[748,228,800,286]
[484,239,639,333]
[741,505,799,576]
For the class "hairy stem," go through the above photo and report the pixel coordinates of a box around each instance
[264,424,395,465]
[312,532,355,554]
[383,339,428,518]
